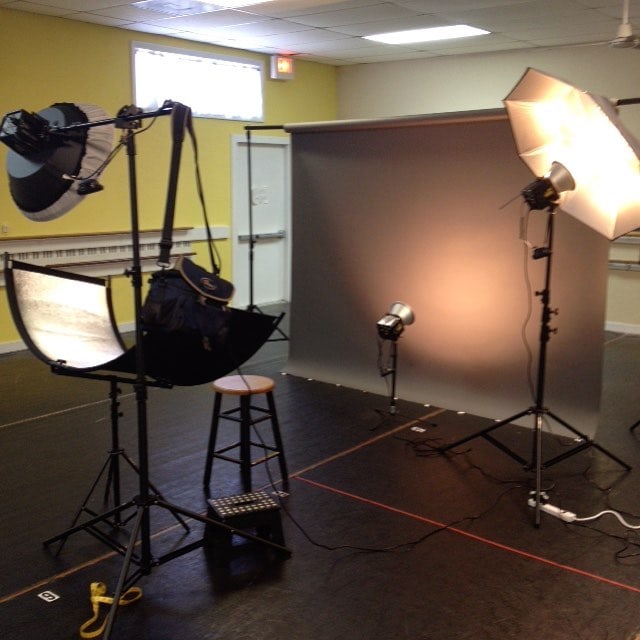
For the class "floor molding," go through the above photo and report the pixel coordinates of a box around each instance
[605,321,640,335]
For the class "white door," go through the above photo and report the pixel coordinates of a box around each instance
[231,134,291,309]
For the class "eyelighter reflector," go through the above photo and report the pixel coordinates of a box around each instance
[5,258,125,370]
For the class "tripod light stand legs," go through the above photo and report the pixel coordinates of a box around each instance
[438,210,630,526]
[43,378,190,554]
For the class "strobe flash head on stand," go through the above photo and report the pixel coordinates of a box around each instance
[1,103,114,221]
[441,68,640,528]
[377,301,415,341]
[0,109,52,156]
[377,302,414,416]
[522,161,575,211]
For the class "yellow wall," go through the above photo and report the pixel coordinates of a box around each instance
[0,8,337,346]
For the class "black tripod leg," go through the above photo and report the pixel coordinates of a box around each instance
[155,498,292,558]
[102,506,146,640]
[103,454,123,525]
[43,500,137,551]
[119,451,190,533]
[45,455,123,556]
[247,305,289,341]
[58,378,125,547]
[438,408,532,456]
[544,410,631,470]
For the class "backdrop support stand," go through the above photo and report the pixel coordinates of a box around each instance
[245,126,288,342]
[437,209,630,526]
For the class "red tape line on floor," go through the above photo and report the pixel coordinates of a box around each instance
[295,475,640,596]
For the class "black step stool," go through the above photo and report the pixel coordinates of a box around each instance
[204,491,289,566]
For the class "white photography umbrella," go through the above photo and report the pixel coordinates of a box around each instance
[504,67,640,239]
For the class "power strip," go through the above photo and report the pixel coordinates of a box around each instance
[527,498,576,523]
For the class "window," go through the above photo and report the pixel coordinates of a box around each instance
[132,43,264,122]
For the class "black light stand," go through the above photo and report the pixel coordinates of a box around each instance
[108,109,290,639]
[379,339,400,416]
[385,340,399,416]
[9,106,291,638]
[438,205,630,527]
[244,126,288,341]
[42,368,189,555]
[375,302,414,418]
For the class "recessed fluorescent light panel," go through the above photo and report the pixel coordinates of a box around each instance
[364,24,490,45]
[132,0,220,16]
[132,0,270,16]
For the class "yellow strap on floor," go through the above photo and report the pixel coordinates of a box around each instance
[79,581,143,639]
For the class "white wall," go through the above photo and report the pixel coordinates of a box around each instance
[337,45,640,124]
[337,45,640,331]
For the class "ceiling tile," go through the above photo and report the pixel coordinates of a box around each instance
[2,0,638,65]
[286,3,417,28]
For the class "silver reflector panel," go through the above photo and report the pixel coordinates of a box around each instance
[5,258,125,370]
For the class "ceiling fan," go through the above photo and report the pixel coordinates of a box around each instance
[610,0,640,48]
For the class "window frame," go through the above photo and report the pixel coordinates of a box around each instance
[131,41,265,122]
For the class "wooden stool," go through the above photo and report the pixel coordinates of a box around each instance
[203,375,289,493]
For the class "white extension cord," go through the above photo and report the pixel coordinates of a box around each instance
[527,496,640,529]
[527,498,576,522]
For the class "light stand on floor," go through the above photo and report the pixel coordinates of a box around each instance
[381,340,399,415]
[438,68,640,526]
[4,252,284,569]
[1,103,291,639]
[437,201,630,526]
[90,108,291,639]
[376,302,414,416]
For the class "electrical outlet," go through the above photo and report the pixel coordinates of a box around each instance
[1,224,8,234]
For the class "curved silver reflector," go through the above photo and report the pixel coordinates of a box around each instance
[5,259,126,370]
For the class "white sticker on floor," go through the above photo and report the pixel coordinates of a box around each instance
[37,591,60,603]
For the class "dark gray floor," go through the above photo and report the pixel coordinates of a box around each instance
[2,317,640,639]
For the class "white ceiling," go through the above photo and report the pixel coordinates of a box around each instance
[1,0,638,66]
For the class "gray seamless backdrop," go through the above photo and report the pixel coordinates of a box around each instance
[285,111,609,438]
